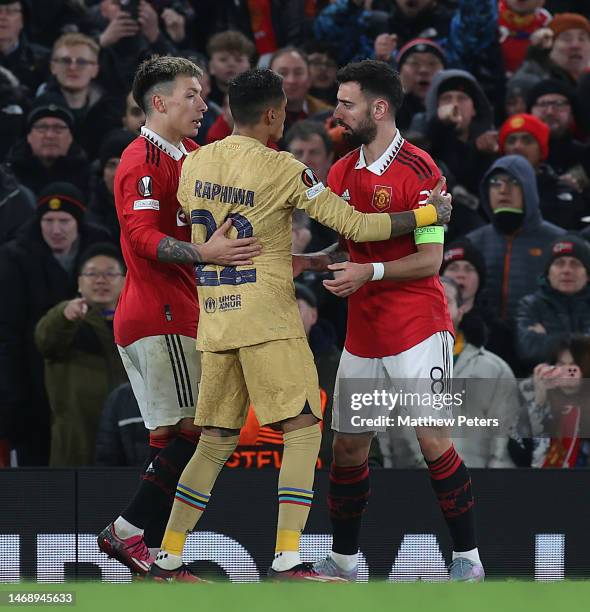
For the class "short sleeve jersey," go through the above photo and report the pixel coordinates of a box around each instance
[114,127,199,347]
[328,131,453,358]
[177,134,392,352]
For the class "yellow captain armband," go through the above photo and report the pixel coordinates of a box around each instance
[413,204,437,227]
[414,226,445,245]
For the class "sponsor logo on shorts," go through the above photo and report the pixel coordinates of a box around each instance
[372,185,392,211]
[133,198,160,210]
[204,297,217,313]
[137,176,153,197]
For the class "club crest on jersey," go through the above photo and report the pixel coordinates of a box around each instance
[372,185,392,211]
[301,168,320,188]
[176,207,189,226]
[137,176,153,197]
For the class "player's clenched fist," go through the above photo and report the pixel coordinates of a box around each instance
[63,297,89,321]
[426,176,452,225]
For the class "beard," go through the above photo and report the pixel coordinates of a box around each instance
[340,114,377,147]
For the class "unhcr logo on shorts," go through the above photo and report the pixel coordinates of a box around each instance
[204,297,217,313]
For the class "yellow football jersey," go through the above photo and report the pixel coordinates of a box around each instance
[177,135,392,352]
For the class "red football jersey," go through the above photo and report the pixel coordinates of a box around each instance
[327,132,453,358]
[114,127,199,347]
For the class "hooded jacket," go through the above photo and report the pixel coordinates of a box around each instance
[467,155,565,323]
[412,69,497,195]
[516,279,590,369]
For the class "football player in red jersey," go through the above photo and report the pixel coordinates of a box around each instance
[97,56,261,576]
[313,60,485,582]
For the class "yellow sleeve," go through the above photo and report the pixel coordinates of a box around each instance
[283,160,392,242]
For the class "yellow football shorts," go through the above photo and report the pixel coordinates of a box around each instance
[195,337,322,429]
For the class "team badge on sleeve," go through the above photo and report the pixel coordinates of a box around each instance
[372,185,392,211]
[301,168,320,187]
[301,167,325,200]
[137,176,153,197]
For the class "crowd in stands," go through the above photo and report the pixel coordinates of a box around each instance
[1,0,590,470]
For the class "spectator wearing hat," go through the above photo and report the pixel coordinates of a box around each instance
[441,238,515,369]
[504,73,539,118]
[498,0,552,75]
[0,0,49,94]
[516,234,590,369]
[87,129,135,243]
[414,69,497,197]
[5,101,90,195]
[396,38,446,131]
[0,182,111,465]
[514,12,590,86]
[499,112,589,229]
[467,155,565,330]
[35,243,127,467]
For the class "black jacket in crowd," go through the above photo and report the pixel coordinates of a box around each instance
[6,139,90,196]
[95,383,149,468]
[516,280,590,370]
[0,218,111,465]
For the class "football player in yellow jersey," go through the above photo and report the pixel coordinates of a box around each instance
[148,68,452,582]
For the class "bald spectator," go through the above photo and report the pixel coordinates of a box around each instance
[499,112,589,229]
[6,102,90,195]
[0,0,49,93]
[270,47,333,136]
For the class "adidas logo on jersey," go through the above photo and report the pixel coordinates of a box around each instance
[341,189,350,201]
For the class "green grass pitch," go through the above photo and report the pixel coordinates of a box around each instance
[2,581,590,612]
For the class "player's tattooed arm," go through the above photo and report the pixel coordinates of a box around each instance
[157,236,203,263]
[387,177,452,237]
[387,211,418,238]
[157,220,262,266]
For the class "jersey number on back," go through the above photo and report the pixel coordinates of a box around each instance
[191,210,257,286]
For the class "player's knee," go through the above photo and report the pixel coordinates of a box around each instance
[417,435,452,462]
[333,434,371,467]
[281,412,319,434]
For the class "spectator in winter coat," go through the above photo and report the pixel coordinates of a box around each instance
[5,102,90,195]
[499,112,589,229]
[0,182,111,465]
[516,233,590,370]
[467,155,565,326]
[35,243,127,467]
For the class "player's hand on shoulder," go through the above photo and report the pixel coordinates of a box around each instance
[200,219,262,267]
[63,298,88,322]
[322,261,373,298]
[426,176,452,225]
